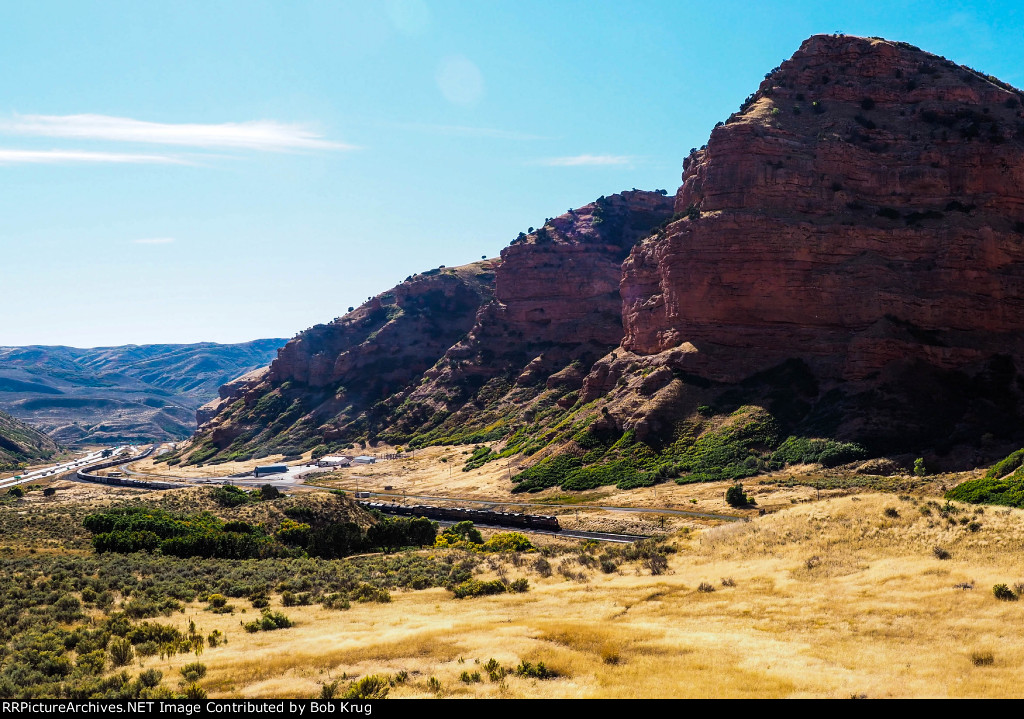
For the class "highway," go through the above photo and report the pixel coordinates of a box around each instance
[0,445,130,491]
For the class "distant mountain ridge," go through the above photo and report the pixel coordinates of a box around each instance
[0,340,286,444]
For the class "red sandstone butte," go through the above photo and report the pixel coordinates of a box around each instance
[621,34,1024,385]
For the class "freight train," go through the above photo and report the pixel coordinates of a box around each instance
[359,501,561,531]
[76,447,179,490]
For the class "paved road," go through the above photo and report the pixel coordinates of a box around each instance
[0,445,128,490]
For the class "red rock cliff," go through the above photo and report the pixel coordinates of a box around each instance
[621,34,1024,385]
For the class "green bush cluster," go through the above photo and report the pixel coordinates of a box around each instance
[514,660,556,679]
[84,507,274,560]
[84,505,438,561]
[946,448,1024,508]
[509,401,878,493]
[725,483,756,508]
[769,436,868,468]
[210,484,282,507]
[450,577,528,599]
[462,446,494,472]
[984,449,1024,479]
[242,609,293,633]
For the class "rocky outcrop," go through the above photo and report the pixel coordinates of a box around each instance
[188,262,497,458]
[623,35,1024,382]
[196,367,269,427]
[387,191,674,434]
[603,34,1024,453]
[184,192,672,461]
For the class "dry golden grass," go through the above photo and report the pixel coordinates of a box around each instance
[120,493,1024,698]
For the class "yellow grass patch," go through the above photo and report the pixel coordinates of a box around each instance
[118,494,1024,698]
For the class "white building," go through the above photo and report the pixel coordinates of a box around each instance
[316,456,352,468]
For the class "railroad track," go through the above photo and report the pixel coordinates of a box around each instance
[445,520,648,544]
[311,486,745,522]
[380,511,651,544]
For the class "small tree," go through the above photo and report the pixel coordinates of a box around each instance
[914,458,927,477]
[180,662,207,683]
[259,484,282,500]
[108,637,134,667]
[725,483,755,508]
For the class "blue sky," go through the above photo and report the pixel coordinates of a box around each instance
[3,0,1022,347]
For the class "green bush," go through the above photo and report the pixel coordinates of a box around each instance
[463,446,494,471]
[946,474,1024,509]
[514,660,556,679]
[210,485,253,507]
[512,455,583,493]
[509,578,529,593]
[138,669,162,689]
[439,521,483,545]
[260,484,283,500]
[351,584,391,603]
[343,675,390,700]
[183,683,207,699]
[771,436,867,468]
[725,483,755,508]
[985,449,1024,479]
[450,579,507,599]
[108,637,134,667]
[993,584,1017,601]
[244,609,293,632]
[484,658,507,682]
[481,532,534,553]
[180,662,207,683]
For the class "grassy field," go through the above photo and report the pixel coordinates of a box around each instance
[70,492,1024,698]
[6,473,1024,698]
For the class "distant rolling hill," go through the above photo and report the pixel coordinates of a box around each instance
[0,340,286,444]
[0,408,60,470]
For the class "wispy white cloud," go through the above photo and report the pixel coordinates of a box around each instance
[0,148,188,165]
[0,114,353,152]
[397,122,548,141]
[537,154,634,167]
[133,237,175,245]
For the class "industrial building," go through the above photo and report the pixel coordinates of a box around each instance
[316,456,352,468]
